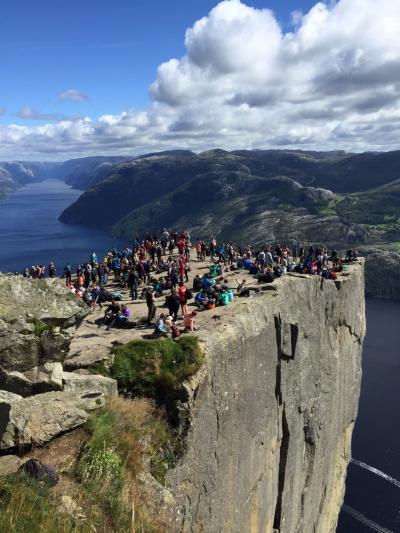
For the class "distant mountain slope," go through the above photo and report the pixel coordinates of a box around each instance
[58,148,400,247]
[0,161,59,198]
[111,171,368,246]
[0,156,134,199]
[60,156,128,189]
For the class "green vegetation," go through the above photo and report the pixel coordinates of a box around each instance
[109,336,204,397]
[32,319,49,337]
[76,397,176,530]
[316,194,345,217]
[0,398,174,532]
[0,474,90,533]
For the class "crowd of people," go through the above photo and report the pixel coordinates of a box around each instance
[18,229,359,339]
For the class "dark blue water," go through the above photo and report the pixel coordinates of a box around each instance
[338,299,400,533]
[0,179,125,272]
[0,181,398,531]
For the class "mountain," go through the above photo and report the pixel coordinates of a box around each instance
[59,149,400,248]
[59,156,128,189]
[0,161,59,198]
[0,156,131,199]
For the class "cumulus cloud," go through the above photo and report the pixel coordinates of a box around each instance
[2,0,400,158]
[59,89,89,102]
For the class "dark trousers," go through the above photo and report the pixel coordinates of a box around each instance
[130,285,138,300]
[147,304,156,323]
[168,306,179,322]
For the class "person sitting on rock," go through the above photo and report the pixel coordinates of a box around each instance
[104,300,121,330]
[236,279,250,297]
[195,289,209,310]
[153,313,168,337]
[184,311,198,332]
[192,274,203,292]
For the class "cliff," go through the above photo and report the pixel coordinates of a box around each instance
[166,261,365,533]
[0,263,365,531]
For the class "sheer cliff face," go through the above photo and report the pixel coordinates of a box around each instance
[168,262,365,533]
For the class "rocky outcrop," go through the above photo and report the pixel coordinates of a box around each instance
[62,372,118,397]
[0,276,115,455]
[167,261,365,533]
[0,390,105,450]
[0,275,89,396]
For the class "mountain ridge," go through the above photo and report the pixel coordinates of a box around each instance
[58,148,400,249]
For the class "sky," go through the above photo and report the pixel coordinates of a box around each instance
[1,0,399,160]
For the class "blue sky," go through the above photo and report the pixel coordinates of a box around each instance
[0,0,317,126]
[0,0,399,159]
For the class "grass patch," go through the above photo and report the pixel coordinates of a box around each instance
[77,397,176,530]
[0,474,91,533]
[26,318,50,337]
[109,336,203,398]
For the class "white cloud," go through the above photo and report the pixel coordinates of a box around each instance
[15,106,64,121]
[59,89,90,102]
[2,0,400,159]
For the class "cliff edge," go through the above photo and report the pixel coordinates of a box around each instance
[167,260,365,533]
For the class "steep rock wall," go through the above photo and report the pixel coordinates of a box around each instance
[167,261,365,533]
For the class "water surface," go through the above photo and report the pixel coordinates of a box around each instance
[338,299,400,533]
[0,179,124,272]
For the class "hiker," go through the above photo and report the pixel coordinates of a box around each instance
[166,315,181,339]
[64,262,72,285]
[48,262,56,278]
[127,267,139,301]
[195,289,209,310]
[236,279,251,297]
[104,300,121,330]
[184,311,198,332]
[146,287,156,324]
[192,274,203,292]
[153,313,168,337]
[178,281,189,317]
[165,289,180,321]
[113,304,132,328]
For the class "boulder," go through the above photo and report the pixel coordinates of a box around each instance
[0,275,89,395]
[58,494,84,518]
[0,455,22,476]
[1,362,64,397]
[0,390,105,450]
[62,372,118,397]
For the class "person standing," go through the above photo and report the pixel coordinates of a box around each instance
[165,289,180,322]
[64,262,72,285]
[128,267,139,301]
[146,288,156,324]
[48,262,56,278]
[178,281,189,317]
